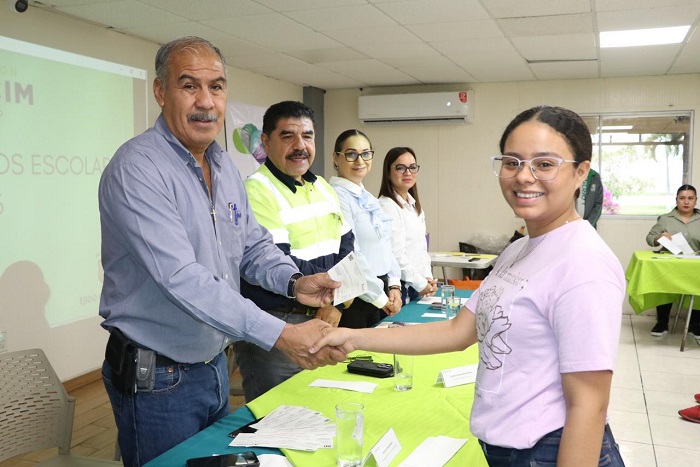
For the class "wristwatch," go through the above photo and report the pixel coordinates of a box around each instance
[287,273,303,299]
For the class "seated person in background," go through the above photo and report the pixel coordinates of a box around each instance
[237,101,354,402]
[378,147,437,305]
[646,184,700,338]
[330,129,402,328]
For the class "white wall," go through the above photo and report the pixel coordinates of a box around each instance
[0,7,301,380]
[323,76,700,314]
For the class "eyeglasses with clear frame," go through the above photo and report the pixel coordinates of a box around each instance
[490,155,577,181]
[335,150,374,162]
[394,164,420,174]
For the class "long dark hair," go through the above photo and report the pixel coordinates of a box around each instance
[378,147,422,215]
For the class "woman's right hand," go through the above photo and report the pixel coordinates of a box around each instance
[419,278,438,296]
[655,231,673,244]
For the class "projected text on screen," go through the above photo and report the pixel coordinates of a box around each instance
[0,35,148,327]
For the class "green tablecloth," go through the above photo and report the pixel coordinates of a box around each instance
[625,250,700,313]
[147,290,486,466]
[247,348,485,466]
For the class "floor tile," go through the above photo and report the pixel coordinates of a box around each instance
[644,389,699,416]
[654,444,700,467]
[608,410,652,444]
[638,354,700,376]
[616,441,656,467]
[640,370,700,393]
[648,413,700,450]
[612,366,643,391]
[610,386,646,413]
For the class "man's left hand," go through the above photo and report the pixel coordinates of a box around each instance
[295,273,341,307]
[315,305,341,327]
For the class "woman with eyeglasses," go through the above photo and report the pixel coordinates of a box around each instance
[377,147,437,305]
[311,106,626,466]
[329,130,403,328]
[645,184,700,338]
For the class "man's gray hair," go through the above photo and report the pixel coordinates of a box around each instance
[154,36,227,87]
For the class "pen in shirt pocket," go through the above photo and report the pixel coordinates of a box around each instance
[229,202,241,225]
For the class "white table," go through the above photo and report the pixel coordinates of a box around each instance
[429,252,497,283]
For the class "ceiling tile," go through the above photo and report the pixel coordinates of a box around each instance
[600,44,680,76]
[254,63,366,88]
[231,53,308,70]
[286,47,369,64]
[481,0,591,18]
[669,30,700,73]
[375,0,490,25]
[498,13,593,36]
[596,5,700,31]
[138,0,271,20]
[56,0,187,28]
[202,13,313,41]
[432,37,518,57]
[451,51,534,82]
[596,0,700,12]
[382,55,456,68]
[400,64,477,83]
[512,34,596,61]
[325,26,422,48]
[530,60,599,80]
[407,20,503,42]
[285,5,395,31]
[258,33,345,52]
[355,41,441,59]
[254,0,367,11]
[318,59,421,86]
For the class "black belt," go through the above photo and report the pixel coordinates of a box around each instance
[155,354,179,366]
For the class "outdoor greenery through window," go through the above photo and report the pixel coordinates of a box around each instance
[581,113,693,216]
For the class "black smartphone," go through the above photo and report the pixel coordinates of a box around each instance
[186,451,260,467]
[347,360,394,378]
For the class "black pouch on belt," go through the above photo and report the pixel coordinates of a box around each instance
[105,328,138,395]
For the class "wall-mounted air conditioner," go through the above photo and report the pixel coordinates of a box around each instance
[358,91,474,125]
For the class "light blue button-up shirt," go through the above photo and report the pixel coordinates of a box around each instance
[98,115,296,363]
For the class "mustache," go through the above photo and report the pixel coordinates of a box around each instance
[188,113,218,122]
[286,150,310,159]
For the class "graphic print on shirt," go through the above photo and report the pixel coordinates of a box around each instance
[475,285,512,370]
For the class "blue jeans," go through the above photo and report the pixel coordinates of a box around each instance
[479,425,625,466]
[102,352,229,467]
[235,310,310,402]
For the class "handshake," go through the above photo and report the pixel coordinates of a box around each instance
[272,272,360,369]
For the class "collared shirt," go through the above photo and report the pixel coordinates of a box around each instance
[99,115,297,363]
[330,176,401,308]
[241,160,354,311]
[378,193,432,292]
[646,208,700,251]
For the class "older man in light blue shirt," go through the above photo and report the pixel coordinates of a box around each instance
[99,36,343,467]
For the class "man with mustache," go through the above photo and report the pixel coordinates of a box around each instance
[237,101,355,401]
[98,39,345,466]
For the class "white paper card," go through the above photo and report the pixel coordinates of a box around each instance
[658,233,695,255]
[398,436,467,467]
[366,428,402,467]
[422,312,446,318]
[258,454,293,467]
[309,379,378,393]
[229,405,335,452]
[328,252,368,305]
[436,364,478,387]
